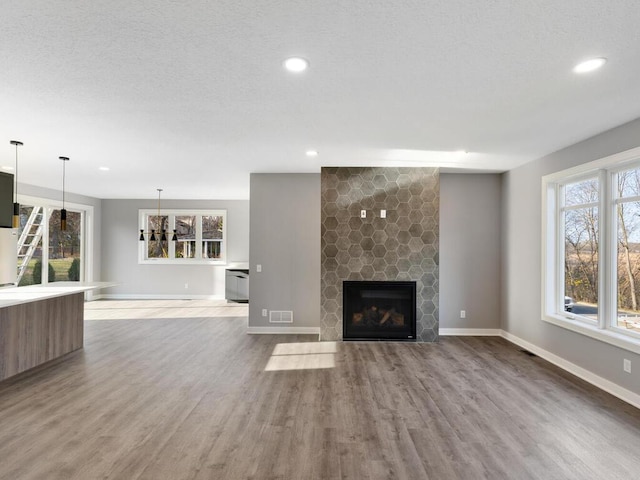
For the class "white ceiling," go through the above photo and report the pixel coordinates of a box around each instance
[2,0,640,199]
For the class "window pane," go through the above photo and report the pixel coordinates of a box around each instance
[147,215,169,258]
[564,178,598,206]
[203,241,222,259]
[616,201,640,332]
[617,167,640,199]
[202,215,223,259]
[49,209,82,282]
[175,215,196,259]
[17,205,43,286]
[564,207,598,320]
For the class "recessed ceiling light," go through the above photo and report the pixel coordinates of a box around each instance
[573,57,607,74]
[1,165,14,171]
[284,57,309,73]
[99,166,110,171]
[306,150,318,157]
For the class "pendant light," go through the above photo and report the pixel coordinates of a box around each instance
[9,140,23,228]
[139,188,178,242]
[59,156,70,230]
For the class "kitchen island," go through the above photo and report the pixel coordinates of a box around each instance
[0,282,114,382]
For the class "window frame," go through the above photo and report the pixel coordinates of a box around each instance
[138,209,227,265]
[557,172,602,327]
[17,194,93,289]
[542,146,640,355]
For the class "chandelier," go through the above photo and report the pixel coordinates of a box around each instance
[139,189,177,242]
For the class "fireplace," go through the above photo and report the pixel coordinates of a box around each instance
[343,281,417,341]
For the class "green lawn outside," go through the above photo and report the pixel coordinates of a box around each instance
[18,257,78,286]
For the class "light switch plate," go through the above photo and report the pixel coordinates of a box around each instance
[380,209,386,218]
[360,210,366,218]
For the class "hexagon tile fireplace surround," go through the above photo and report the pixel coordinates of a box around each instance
[320,167,439,342]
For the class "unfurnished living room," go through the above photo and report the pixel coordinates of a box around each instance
[1,1,640,479]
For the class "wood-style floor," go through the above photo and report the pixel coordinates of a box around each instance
[1,300,640,479]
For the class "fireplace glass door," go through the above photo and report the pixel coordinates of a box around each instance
[343,281,416,340]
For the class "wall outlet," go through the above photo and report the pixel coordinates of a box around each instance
[460,310,466,319]
[624,358,631,373]
[380,209,386,218]
[184,283,188,289]
[262,309,268,317]
[256,264,262,272]
[360,210,366,218]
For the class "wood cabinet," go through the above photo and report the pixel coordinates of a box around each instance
[0,292,84,381]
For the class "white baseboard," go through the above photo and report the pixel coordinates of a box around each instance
[98,294,226,300]
[247,326,321,335]
[500,330,640,410]
[439,328,502,336]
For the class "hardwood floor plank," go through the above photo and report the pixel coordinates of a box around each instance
[1,300,640,479]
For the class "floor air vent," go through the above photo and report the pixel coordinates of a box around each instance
[269,311,293,323]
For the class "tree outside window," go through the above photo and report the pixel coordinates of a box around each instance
[139,209,226,264]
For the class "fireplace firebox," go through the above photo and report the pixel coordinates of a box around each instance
[343,281,417,341]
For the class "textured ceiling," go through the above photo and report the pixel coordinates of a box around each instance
[2,0,640,199]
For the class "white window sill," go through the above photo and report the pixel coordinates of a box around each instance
[543,313,640,355]
[138,259,227,266]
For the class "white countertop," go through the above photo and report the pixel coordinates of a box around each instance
[0,282,116,308]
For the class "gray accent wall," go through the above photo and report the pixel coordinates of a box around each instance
[440,173,502,330]
[320,167,440,342]
[502,117,640,395]
[248,173,321,329]
[101,199,249,297]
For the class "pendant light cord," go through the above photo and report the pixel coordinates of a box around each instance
[62,158,66,209]
[14,143,18,204]
[157,188,163,231]
[58,156,69,209]
[9,140,22,204]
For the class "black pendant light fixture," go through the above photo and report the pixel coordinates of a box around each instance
[139,188,178,242]
[59,156,69,230]
[9,140,23,228]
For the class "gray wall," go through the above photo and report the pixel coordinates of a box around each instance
[101,198,249,297]
[246,171,501,335]
[440,173,502,330]
[502,117,640,395]
[248,173,321,329]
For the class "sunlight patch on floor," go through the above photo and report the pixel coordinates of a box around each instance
[265,342,337,371]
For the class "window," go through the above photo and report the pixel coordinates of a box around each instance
[16,196,91,287]
[562,177,599,324]
[49,209,83,283]
[543,146,640,354]
[139,209,226,264]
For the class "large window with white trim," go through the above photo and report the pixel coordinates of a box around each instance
[139,209,226,264]
[543,146,640,353]
[15,195,92,286]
